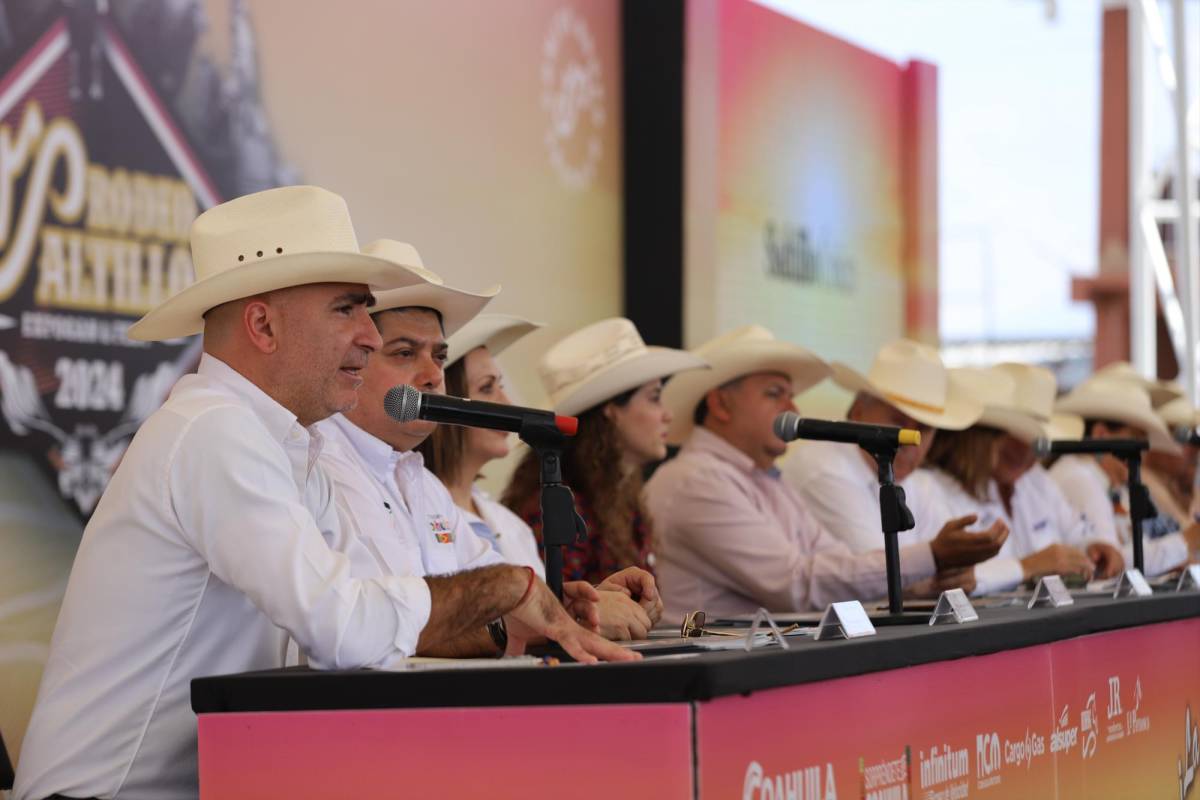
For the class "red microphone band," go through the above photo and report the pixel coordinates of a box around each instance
[555,415,579,436]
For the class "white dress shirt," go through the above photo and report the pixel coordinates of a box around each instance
[644,427,937,620]
[781,439,943,553]
[1050,454,1188,576]
[1009,464,1094,553]
[315,415,505,580]
[14,355,431,800]
[912,469,1025,594]
[464,487,546,578]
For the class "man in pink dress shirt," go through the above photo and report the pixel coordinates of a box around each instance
[645,326,1008,620]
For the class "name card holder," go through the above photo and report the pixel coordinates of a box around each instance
[743,607,792,652]
[1027,575,1074,609]
[815,600,876,641]
[1176,564,1200,592]
[1113,568,1153,598]
[928,588,979,626]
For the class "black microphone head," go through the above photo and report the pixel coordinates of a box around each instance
[1172,425,1200,446]
[383,384,422,423]
[1032,437,1053,458]
[773,411,799,442]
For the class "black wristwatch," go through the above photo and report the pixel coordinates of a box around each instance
[486,618,508,656]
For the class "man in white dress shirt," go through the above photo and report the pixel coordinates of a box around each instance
[645,327,1007,620]
[782,340,986,554]
[317,240,662,649]
[14,189,631,800]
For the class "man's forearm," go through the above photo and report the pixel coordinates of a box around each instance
[417,565,528,653]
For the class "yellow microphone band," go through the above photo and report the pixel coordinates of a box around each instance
[898,429,922,446]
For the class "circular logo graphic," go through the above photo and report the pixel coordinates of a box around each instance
[540,7,606,190]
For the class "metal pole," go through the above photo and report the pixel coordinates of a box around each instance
[1128,0,1156,378]
[1169,0,1198,404]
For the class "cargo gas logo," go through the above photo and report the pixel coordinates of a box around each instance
[0,16,221,513]
[540,7,605,190]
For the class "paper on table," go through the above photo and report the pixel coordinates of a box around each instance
[372,655,548,672]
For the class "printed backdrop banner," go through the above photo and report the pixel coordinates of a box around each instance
[0,0,622,765]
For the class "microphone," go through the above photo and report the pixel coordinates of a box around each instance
[1031,437,1149,458]
[1173,426,1200,446]
[383,384,578,436]
[773,412,921,449]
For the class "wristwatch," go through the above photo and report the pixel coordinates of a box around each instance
[486,618,508,656]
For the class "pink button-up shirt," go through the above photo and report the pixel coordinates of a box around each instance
[645,427,937,619]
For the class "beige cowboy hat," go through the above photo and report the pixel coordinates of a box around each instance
[662,324,829,444]
[1157,396,1200,432]
[447,313,545,367]
[831,340,983,430]
[364,240,499,337]
[540,317,708,417]
[990,362,1084,442]
[1093,361,1185,408]
[950,366,1046,443]
[127,186,430,341]
[1055,378,1180,454]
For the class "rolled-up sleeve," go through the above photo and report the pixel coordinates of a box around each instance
[169,407,431,668]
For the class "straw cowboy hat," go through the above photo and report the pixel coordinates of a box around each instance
[364,240,499,337]
[539,317,708,417]
[447,314,545,366]
[662,324,829,444]
[990,362,1084,442]
[948,366,1047,443]
[1157,396,1200,432]
[128,186,429,341]
[831,340,982,430]
[1055,378,1180,454]
[1093,361,1185,408]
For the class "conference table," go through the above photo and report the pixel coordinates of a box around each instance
[191,591,1200,799]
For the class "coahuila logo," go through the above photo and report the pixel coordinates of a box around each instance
[1051,705,1079,755]
[540,7,605,190]
[919,744,969,799]
[743,759,837,800]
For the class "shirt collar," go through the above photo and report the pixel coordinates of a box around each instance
[198,353,310,447]
[683,426,760,474]
[329,413,406,482]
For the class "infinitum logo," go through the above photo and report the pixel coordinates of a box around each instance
[919,744,969,799]
[743,759,838,800]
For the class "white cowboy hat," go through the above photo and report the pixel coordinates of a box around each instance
[447,313,545,367]
[1055,378,1180,454]
[831,340,982,430]
[539,317,708,417]
[950,366,1046,443]
[364,240,499,337]
[662,324,829,444]
[127,186,429,341]
[1093,361,1185,408]
[1157,396,1200,432]
[989,362,1084,442]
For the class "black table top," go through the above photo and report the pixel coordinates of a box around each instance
[191,592,1200,714]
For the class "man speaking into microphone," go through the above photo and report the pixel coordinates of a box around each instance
[316,240,661,653]
[645,326,1008,621]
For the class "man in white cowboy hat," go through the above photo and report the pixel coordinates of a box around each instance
[916,365,1121,592]
[781,340,987,553]
[643,326,1008,620]
[1142,395,1200,527]
[1049,377,1199,575]
[317,245,660,650]
[15,191,631,800]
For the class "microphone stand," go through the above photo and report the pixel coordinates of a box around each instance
[519,418,587,601]
[866,442,916,615]
[1119,449,1156,574]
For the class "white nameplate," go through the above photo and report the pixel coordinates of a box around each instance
[1113,568,1153,598]
[815,600,876,641]
[928,588,979,626]
[1028,574,1074,609]
[1177,564,1200,592]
